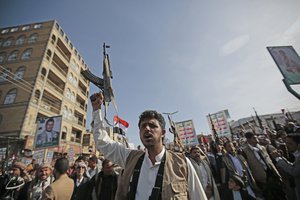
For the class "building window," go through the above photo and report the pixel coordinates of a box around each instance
[68,73,73,82]
[71,92,75,102]
[65,36,69,43]
[14,66,25,80]
[63,106,68,118]
[68,109,73,120]
[7,50,19,61]
[66,88,71,99]
[0,52,6,63]
[69,43,73,50]
[16,35,25,45]
[33,90,40,104]
[74,49,77,56]
[55,23,60,30]
[71,60,76,68]
[0,68,11,82]
[59,29,64,37]
[41,68,47,77]
[33,24,42,29]
[22,25,30,31]
[10,27,18,32]
[78,54,81,61]
[73,77,78,86]
[21,48,32,60]
[3,37,13,47]
[28,33,38,43]
[51,35,56,44]
[46,49,52,61]
[1,29,9,34]
[4,89,17,104]
[61,127,67,140]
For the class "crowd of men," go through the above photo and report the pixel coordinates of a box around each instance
[0,92,299,200]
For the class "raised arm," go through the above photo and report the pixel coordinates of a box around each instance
[91,92,131,167]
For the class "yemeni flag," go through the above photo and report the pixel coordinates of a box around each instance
[114,116,129,135]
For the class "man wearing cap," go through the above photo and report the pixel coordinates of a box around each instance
[271,133,300,200]
[26,163,55,200]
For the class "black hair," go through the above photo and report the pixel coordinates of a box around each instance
[46,117,54,125]
[138,110,166,130]
[89,155,98,163]
[54,157,69,174]
[244,131,255,139]
[102,159,112,168]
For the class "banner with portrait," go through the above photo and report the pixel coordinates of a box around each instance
[267,46,300,84]
[34,116,62,149]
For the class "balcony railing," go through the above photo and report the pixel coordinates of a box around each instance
[40,100,60,114]
[56,45,70,63]
[52,61,67,77]
[46,79,64,94]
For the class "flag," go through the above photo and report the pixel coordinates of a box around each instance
[114,116,129,135]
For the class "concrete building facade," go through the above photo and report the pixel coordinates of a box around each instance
[0,20,90,156]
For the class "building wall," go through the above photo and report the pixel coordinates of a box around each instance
[0,20,90,154]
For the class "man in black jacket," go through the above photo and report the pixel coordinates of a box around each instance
[89,159,118,200]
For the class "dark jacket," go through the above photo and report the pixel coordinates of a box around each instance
[88,171,118,200]
[71,175,90,200]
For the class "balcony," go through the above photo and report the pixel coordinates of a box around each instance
[52,53,68,78]
[56,38,71,63]
[40,90,62,115]
[40,100,60,115]
[52,60,67,78]
[46,79,64,95]
[46,71,65,97]
[75,102,85,113]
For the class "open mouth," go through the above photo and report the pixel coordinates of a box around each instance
[144,133,152,140]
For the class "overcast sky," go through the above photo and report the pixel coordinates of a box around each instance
[1,1,300,147]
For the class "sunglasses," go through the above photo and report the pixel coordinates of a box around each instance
[76,166,85,169]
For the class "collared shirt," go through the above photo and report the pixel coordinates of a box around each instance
[88,168,97,178]
[228,154,244,176]
[232,190,242,200]
[228,154,256,198]
[76,176,84,187]
[92,110,207,200]
[136,148,165,199]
